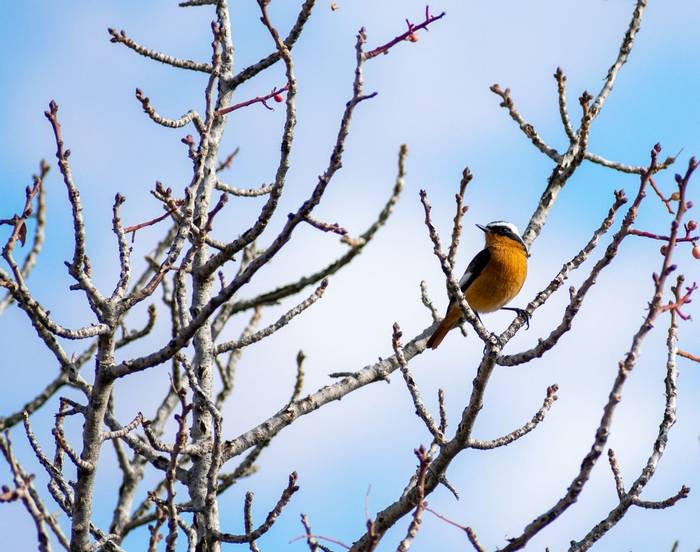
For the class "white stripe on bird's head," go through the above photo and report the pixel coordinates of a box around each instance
[479,221,528,254]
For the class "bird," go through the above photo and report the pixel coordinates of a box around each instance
[426,221,529,349]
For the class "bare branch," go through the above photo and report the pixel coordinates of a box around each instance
[0,277,109,339]
[53,426,94,471]
[588,0,647,119]
[215,144,405,318]
[497,188,628,344]
[179,0,216,5]
[584,151,676,176]
[135,88,204,133]
[678,349,700,363]
[214,472,299,543]
[298,514,337,552]
[215,181,273,197]
[0,160,49,315]
[497,179,645,367]
[504,155,696,552]
[23,413,74,511]
[227,0,316,91]
[244,492,262,552]
[396,447,430,551]
[216,147,240,173]
[215,84,288,117]
[108,28,213,73]
[216,307,262,409]
[365,7,446,59]
[554,67,575,142]
[419,280,440,323]
[569,273,690,551]
[607,449,626,500]
[288,350,306,405]
[0,432,55,552]
[214,280,327,355]
[631,486,690,510]
[490,84,560,161]
[419,189,492,343]
[44,100,105,309]
[101,412,144,442]
[521,0,648,246]
[0,373,69,432]
[468,384,558,450]
[303,215,348,237]
[194,0,301,276]
[111,193,132,301]
[426,507,486,552]
[447,167,472,269]
[393,323,444,444]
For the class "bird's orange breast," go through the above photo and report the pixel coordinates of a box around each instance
[465,242,527,313]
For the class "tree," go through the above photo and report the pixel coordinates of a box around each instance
[1,1,698,550]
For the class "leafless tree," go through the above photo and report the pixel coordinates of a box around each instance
[1,1,698,551]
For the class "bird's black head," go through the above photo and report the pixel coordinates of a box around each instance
[476,221,528,253]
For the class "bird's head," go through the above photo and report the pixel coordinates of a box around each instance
[476,221,528,254]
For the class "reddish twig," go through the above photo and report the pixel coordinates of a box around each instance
[660,281,697,320]
[649,177,675,214]
[205,193,229,231]
[0,173,43,252]
[365,6,446,59]
[627,228,697,243]
[124,208,178,241]
[678,349,700,362]
[181,134,197,161]
[425,508,485,552]
[289,530,350,550]
[214,84,288,117]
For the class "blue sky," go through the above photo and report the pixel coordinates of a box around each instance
[1,1,699,550]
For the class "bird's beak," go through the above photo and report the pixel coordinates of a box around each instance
[475,224,487,232]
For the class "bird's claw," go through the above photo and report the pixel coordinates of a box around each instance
[515,308,531,329]
[502,306,531,329]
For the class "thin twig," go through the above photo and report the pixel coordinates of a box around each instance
[365,7,446,59]
[447,167,472,269]
[467,385,558,450]
[215,84,288,117]
[490,84,560,161]
[108,28,213,73]
[393,323,444,444]
[214,473,300,543]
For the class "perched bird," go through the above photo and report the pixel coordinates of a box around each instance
[427,221,529,349]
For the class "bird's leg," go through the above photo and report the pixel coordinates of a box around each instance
[501,306,530,329]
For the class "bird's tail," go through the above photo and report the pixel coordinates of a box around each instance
[426,318,452,349]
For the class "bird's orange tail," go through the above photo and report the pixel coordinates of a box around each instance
[426,318,452,349]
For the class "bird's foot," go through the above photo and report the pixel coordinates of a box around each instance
[502,307,531,329]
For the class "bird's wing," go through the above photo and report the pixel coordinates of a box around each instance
[459,248,491,292]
